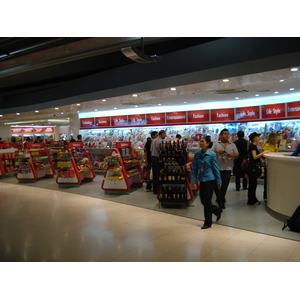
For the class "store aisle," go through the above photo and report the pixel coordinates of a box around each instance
[1,182,300,262]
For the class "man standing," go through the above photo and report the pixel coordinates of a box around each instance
[150,130,166,194]
[211,129,239,209]
[144,131,158,192]
[233,131,248,191]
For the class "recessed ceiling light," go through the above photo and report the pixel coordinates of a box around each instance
[279,79,285,82]
[133,94,137,97]
[291,68,298,71]
[76,103,81,106]
[274,91,279,94]
[55,107,59,110]
[61,112,64,114]
[235,97,239,100]
[35,110,39,113]
[255,94,260,97]
[102,99,106,102]
[95,109,98,111]
[16,113,20,115]
[171,87,176,91]
[290,88,295,91]
[114,107,117,109]
[135,105,138,107]
[183,102,187,103]
[158,103,161,106]
[77,111,80,113]
[223,79,230,82]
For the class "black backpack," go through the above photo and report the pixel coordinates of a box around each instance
[282,205,300,233]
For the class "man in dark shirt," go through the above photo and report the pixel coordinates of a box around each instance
[233,131,248,191]
[144,131,158,191]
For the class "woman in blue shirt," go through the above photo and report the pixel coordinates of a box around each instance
[191,136,223,229]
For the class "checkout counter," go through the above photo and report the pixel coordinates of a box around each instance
[264,152,300,219]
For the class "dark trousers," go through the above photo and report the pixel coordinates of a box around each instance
[233,162,248,190]
[263,167,267,200]
[151,156,160,194]
[247,175,259,204]
[200,180,222,226]
[215,170,231,205]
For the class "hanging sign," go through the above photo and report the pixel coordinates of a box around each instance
[44,127,55,133]
[166,111,187,124]
[128,114,146,125]
[11,127,23,134]
[22,127,34,133]
[111,115,128,126]
[262,103,285,119]
[187,110,210,123]
[235,106,260,120]
[211,108,234,122]
[146,113,165,125]
[287,101,300,117]
[95,116,111,127]
[116,142,131,148]
[33,127,45,133]
[80,118,95,128]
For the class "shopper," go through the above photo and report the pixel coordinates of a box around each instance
[247,132,269,205]
[34,136,43,143]
[262,132,278,201]
[150,130,166,194]
[211,128,239,209]
[233,131,248,191]
[77,134,83,142]
[175,134,182,142]
[191,136,222,229]
[144,131,158,192]
[290,142,300,156]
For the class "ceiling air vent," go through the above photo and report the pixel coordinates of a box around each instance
[210,89,249,94]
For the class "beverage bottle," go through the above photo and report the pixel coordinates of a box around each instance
[168,168,172,181]
[180,169,185,181]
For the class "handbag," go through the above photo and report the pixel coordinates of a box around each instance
[142,166,150,180]
[243,160,262,179]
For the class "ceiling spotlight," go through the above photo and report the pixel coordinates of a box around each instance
[255,94,260,97]
[102,99,106,102]
[77,104,81,106]
[223,79,230,82]
[183,102,187,103]
[133,94,138,97]
[61,112,64,114]
[55,107,59,110]
[274,91,279,94]
[114,107,117,109]
[158,103,161,106]
[16,113,20,115]
[95,109,98,111]
[291,68,298,71]
[279,79,285,82]
[35,110,39,113]
[171,88,176,91]
[77,111,80,113]
[135,105,138,107]
[290,88,295,90]
[235,97,239,100]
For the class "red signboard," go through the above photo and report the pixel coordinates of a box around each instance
[80,118,95,128]
[128,114,146,125]
[116,142,132,148]
[44,127,54,133]
[0,143,19,149]
[68,142,83,148]
[287,101,300,117]
[211,108,234,122]
[25,143,45,148]
[146,113,165,125]
[33,127,45,133]
[22,127,33,133]
[111,115,128,126]
[166,111,187,124]
[262,103,285,119]
[235,106,260,120]
[187,110,210,123]
[95,116,110,127]
[11,127,23,134]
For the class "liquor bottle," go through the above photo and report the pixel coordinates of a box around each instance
[168,168,172,181]
[159,187,164,200]
[171,169,175,181]
[180,170,185,181]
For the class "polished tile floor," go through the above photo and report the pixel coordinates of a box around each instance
[1,181,300,262]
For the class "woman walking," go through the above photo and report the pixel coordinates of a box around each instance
[247,132,269,205]
[262,132,278,201]
[191,136,222,229]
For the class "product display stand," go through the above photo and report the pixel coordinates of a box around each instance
[157,140,194,208]
[102,142,143,191]
[0,143,19,177]
[46,141,66,169]
[56,142,96,186]
[15,142,56,182]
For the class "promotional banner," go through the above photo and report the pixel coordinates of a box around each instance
[166,111,187,124]
[33,127,45,134]
[22,127,34,133]
[44,127,55,133]
[95,116,110,127]
[261,103,285,119]
[111,115,128,126]
[128,114,146,125]
[187,110,210,123]
[235,106,260,120]
[116,142,132,148]
[211,108,234,122]
[80,118,95,128]
[146,113,165,125]
[11,127,23,134]
[287,101,300,117]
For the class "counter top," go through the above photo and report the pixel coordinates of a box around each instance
[264,152,300,162]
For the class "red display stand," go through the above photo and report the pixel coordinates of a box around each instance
[102,142,143,191]
[56,142,96,186]
[14,143,56,182]
[0,143,19,177]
